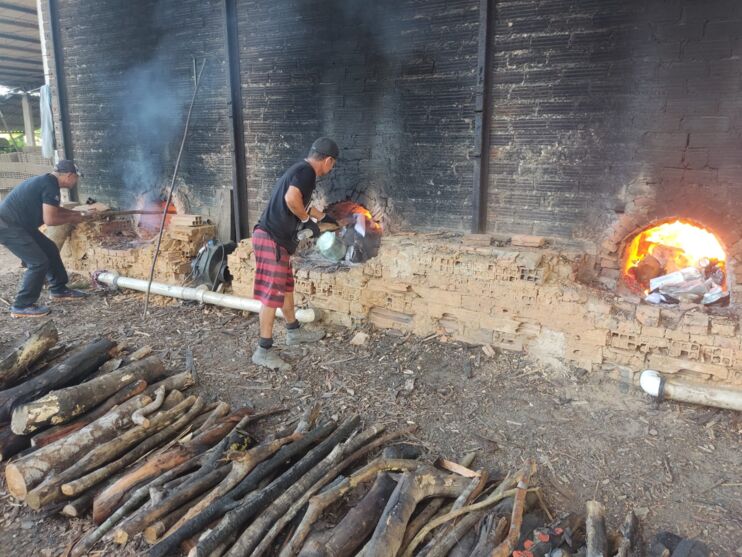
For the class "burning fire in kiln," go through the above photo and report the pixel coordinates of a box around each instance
[623,220,728,305]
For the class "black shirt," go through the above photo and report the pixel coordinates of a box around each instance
[256,160,316,254]
[0,173,61,230]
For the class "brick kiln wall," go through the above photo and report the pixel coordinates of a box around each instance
[489,0,742,243]
[40,0,233,232]
[60,220,217,284]
[238,0,479,232]
[230,235,742,387]
[41,0,742,247]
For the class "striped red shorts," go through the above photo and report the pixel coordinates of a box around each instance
[252,228,294,309]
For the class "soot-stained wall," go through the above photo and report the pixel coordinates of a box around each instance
[238,0,479,231]
[46,0,232,225]
[488,0,742,242]
[43,0,742,244]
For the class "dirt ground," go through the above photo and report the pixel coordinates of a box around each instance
[0,245,739,557]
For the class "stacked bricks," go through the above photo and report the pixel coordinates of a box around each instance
[60,220,217,283]
[229,233,742,387]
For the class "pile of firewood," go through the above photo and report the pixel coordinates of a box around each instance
[0,322,704,557]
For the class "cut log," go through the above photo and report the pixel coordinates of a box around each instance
[0,321,58,388]
[361,469,473,557]
[419,471,487,554]
[0,426,30,461]
[197,401,231,432]
[400,499,445,552]
[488,461,536,557]
[144,505,191,545]
[468,514,504,557]
[61,396,206,497]
[263,429,416,557]
[193,419,358,557]
[297,447,403,557]
[147,370,197,396]
[616,510,639,557]
[586,500,609,557]
[11,355,166,435]
[132,385,167,428]
[5,393,152,500]
[128,345,153,361]
[61,492,95,518]
[25,396,197,510]
[229,417,368,557]
[399,452,477,552]
[89,408,252,526]
[71,453,210,557]
[93,410,246,524]
[163,432,301,541]
[399,463,529,557]
[281,458,426,557]
[426,509,486,557]
[113,464,231,545]
[150,420,330,557]
[30,379,148,448]
[0,337,115,422]
[161,389,185,410]
[150,421,336,557]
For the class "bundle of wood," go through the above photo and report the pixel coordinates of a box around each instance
[0,324,701,557]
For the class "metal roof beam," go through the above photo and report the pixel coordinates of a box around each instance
[0,31,39,44]
[0,3,36,15]
[0,43,39,54]
[0,69,41,78]
[0,55,42,66]
[0,16,38,29]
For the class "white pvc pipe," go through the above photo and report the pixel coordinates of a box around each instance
[640,369,742,412]
[96,271,316,323]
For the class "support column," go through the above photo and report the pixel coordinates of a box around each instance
[21,93,35,147]
[223,0,249,241]
[472,0,494,233]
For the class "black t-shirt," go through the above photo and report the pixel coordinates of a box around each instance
[256,160,316,254]
[0,173,61,230]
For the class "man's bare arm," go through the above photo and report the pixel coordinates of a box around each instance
[284,186,312,221]
[42,204,86,226]
[284,186,327,222]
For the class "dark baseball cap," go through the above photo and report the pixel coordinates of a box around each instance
[311,137,339,159]
[54,160,79,174]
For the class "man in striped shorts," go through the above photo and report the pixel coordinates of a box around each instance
[251,138,340,371]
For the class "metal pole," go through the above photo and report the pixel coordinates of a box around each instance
[143,59,207,318]
[472,0,494,233]
[223,0,249,241]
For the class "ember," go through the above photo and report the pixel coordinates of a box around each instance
[623,220,729,305]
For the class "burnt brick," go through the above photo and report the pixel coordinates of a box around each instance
[682,39,733,60]
[682,149,709,169]
[681,116,731,133]
[641,132,688,149]
[654,22,704,42]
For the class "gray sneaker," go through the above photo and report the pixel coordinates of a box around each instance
[251,346,291,371]
[286,326,326,346]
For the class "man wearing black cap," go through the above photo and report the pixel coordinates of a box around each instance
[251,137,340,371]
[0,160,92,317]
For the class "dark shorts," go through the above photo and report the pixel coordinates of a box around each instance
[252,228,294,309]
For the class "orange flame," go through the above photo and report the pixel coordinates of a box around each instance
[328,201,382,233]
[139,200,176,231]
[623,220,727,293]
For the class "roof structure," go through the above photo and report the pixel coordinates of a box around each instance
[0,0,43,92]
